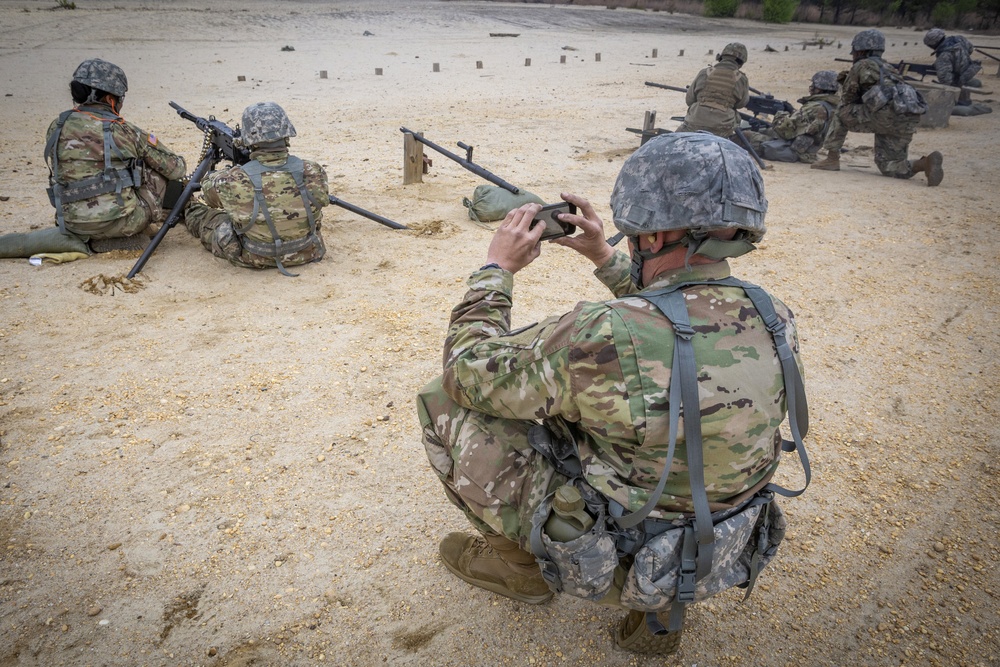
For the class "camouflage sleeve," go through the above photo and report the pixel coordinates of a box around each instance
[200,169,231,210]
[934,51,956,86]
[440,267,579,420]
[840,63,867,105]
[593,250,636,298]
[123,121,186,180]
[772,104,823,141]
[303,160,330,210]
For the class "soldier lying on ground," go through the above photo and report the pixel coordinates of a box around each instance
[743,71,840,164]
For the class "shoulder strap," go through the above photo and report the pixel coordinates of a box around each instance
[44,110,77,233]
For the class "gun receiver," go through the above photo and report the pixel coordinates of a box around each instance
[399,127,520,194]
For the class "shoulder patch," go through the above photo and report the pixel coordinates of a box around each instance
[147,133,158,147]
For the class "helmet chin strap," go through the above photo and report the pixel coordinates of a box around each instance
[628,231,758,289]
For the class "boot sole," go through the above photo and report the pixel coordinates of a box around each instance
[615,615,683,655]
[926,151,943,187]
[439,555,553,605]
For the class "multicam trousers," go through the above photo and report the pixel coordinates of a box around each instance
[416,377,568,548]
[184,201,325,270]
[821,104,920,178]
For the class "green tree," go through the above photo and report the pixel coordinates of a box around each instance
[931,1,957,25]
[763,0,800,21]
[704,0,741,17]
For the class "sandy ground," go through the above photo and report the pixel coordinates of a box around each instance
[0,1,998,665]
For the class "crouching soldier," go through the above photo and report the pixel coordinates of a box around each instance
[184,102,328,276]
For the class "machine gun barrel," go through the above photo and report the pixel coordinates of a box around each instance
[645,81,688,93]
[399,127,520,194]
[328,195,407,230]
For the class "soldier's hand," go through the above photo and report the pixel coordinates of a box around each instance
[485,203,545,274]
[551,193,616,268]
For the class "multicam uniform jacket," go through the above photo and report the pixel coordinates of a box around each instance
[45,102,186,238]
[186,147,328,269]
[440,251,803,518]
[769,92,841,161]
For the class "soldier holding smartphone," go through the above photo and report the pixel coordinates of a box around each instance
[417,133,806,655]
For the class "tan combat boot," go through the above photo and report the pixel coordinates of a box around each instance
[615,609,683,655]
[910,151,944,187]
[810,150,841,171]
[438,532,553,604]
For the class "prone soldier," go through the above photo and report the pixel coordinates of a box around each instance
[743,71,841,163]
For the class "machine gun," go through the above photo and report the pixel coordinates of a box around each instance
[399,127,521,194]
[746,87,795,118]
[129,103,405,278]
[645,82,765,168]
[128,102,248,278]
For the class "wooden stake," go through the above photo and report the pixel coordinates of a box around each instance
[403,132,424,185]
[319,70,328,79]
[433,63,440,72]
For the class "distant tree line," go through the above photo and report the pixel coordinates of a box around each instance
[483,0,1000,29]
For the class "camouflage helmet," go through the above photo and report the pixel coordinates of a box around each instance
[924,28,946,49]
[717,42,748,65]
[71,58,128,97]
[610,132,767,242]
[810,70,839,92]
[240,101,297,147]
[851,29,885,54]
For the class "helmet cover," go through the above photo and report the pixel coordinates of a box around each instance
[810,70,839,92]
[240,101,297,147]
[851,29,885,54]
[72,58,128,97]
[610,132,767,242]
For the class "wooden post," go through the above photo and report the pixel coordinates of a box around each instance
[641,110,657,146]
[403,131,424,185]
[652,48,658,58]
[525,58,531,66]
[237,75,246,82]
[595,53,601,62]
[319,70,328,79]
[433,63,440,72]
[476,61,483,69]
[679,49,684,57]
[560,55,566,64]
[375,68,382,76]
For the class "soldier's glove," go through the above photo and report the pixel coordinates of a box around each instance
[837,70,849,83]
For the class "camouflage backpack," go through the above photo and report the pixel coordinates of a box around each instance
[526,276,811,635]
[862,59,928,116]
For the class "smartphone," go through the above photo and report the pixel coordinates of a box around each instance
[531,202,577,240]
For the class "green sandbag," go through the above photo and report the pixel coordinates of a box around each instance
[462,184,544,223]
[0,227,90,258]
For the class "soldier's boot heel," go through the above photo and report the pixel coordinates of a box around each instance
[438,532,553,605]
[810,151,840,171]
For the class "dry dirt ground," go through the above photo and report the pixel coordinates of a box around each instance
[0,1,998,666]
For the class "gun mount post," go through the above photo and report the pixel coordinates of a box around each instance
[399,127,520,194]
